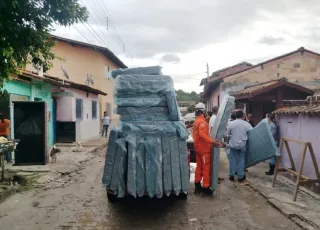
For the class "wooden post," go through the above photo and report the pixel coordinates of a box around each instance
[272,137,320,202]
[293,143,308,201]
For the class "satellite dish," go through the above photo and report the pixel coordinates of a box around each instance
[61,65,69,79]
[87,74,94,85]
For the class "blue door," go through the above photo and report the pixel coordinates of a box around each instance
[52,99,57,144]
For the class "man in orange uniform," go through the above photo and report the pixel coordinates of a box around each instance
[193,103,221,195]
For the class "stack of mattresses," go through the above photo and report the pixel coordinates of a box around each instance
[102,67,189,198]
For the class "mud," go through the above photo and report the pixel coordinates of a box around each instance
[0,149,301,230]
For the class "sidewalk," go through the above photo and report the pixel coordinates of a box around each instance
[247,162,320,230]
[55,136,108,147]
[4,138,108,184]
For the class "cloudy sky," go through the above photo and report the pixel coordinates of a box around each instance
[54,0,320,93]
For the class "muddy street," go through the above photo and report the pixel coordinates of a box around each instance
[0,149,301,230]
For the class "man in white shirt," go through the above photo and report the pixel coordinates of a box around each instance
[101,111,111,138]
[209,106,219,138]
[227,110,252,182]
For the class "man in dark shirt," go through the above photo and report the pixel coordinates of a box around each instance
[247,113,255,127]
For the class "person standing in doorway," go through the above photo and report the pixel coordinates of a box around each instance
[0,113,11,163]
[227,110,252,182]
[209,106,219,138]
[101,111,110,138]
[265,113,278,175]
[193,103,222,195]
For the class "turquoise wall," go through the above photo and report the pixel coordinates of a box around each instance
[3,79,54,147]
[31,80,54,146]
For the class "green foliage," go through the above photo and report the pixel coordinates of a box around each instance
[0,0,88,86]
[176,90,200,102]
[187,104,195,113]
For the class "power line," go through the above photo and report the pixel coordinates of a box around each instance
[80,0,110,48]
[73,25,91,43]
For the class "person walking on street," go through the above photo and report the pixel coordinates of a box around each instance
[0,113,11,163]
[101,111,110,138]
[265,113,278,175]
[227,110,252,182]
[193,103,222,195]
[209,106,219,138]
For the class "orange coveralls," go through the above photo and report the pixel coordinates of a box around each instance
[193,114,216,188]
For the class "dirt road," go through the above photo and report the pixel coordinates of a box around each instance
[0,149,301,230]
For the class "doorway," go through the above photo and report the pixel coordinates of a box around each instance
[13,101,47,165]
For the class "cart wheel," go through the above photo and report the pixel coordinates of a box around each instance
[178,192,188,200]
[107,190,118,203]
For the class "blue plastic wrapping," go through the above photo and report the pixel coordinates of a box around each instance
[115,94,167,107]
[117,107,170,121]
[126,135,137,197]
[109,138,126,196]
[165,89,180,121]
[110,66,162,79]
[114,75,174,95]
[102,128,119,188]
[170,136,181,195]
[210,96,235,192]
[145,136,156,197]
[162,136,172,196]
[154,137,163,198]
[179,139,189,194]
[245,118,280,168]
[102,66,190,198]
[136,137,146,197]
[117,138,127,198]
[118,121,189,139]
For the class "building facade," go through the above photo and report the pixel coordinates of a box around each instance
[201,47,320,119]
[26,35,126,128]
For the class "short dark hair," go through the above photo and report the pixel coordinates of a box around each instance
[268,113,276,122]
[235,110,244,119]
[212,106,219,114]
[231,114,236,120]
[207,111,213,117]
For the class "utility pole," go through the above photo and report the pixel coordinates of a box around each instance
[206,63,209,77]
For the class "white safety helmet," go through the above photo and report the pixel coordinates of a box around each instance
[195,102,206,113]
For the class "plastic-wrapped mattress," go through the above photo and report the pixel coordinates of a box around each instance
[110,66,162,79]
[245,118,280,168]
[210,96,235,193]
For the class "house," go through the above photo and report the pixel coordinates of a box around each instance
[26,35,127,128]
[46,75,107,143]
[273,97,320,193]
[200,62,253,111]
[231,78,314,125]
[201,47,320,119]
[1,72,55,146]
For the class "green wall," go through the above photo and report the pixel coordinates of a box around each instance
[2,79,54,146]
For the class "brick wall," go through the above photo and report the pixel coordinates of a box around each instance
[224,52,320,90]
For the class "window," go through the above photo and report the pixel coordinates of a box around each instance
[277,64,280,68]
[92,101,97,119]
[293,63,300,68]
[277,73,280,78]
[76,98,83,119]
[105,65,110,79]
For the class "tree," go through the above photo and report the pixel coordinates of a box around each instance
[187,104,195,113]
[0,0,88,86]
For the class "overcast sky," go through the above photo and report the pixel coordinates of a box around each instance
[54,0,320,93]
